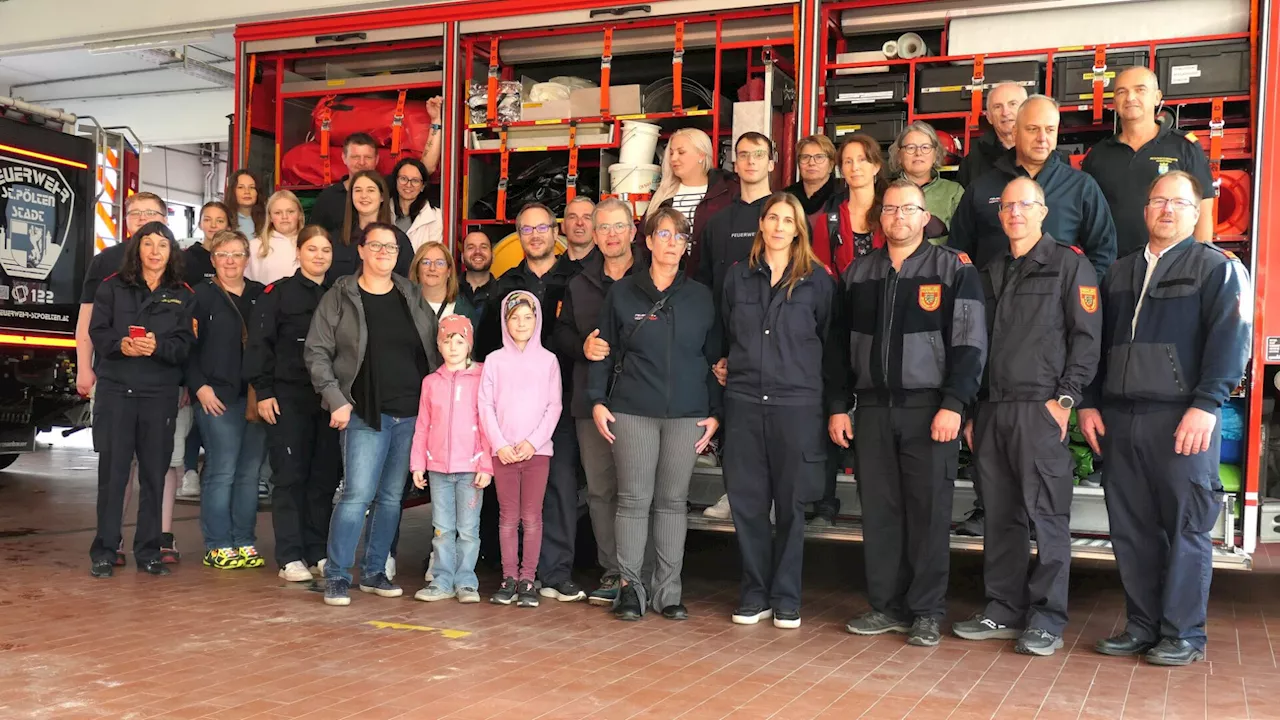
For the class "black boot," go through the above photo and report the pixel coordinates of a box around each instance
[1095,632,1155,657]
[137,559,171,576]
[1145,638,1205,666]
[615,583,642,621]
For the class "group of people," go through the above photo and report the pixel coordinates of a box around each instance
[78,67,1250,669]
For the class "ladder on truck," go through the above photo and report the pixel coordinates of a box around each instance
[76,119,141,255]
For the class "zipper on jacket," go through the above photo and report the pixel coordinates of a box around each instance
[445,372,457,468]
[665,305,674,416]
[883,268,899,405]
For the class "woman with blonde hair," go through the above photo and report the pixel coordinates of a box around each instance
[409,241,476,323]
[718,191,836,630]
[643,128,738,278]
[247,190,303,284]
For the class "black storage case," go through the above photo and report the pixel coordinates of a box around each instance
[825,73,908,110]
[1052,50,1150,103]
[825,111,907,145]
[915,61,1042,114]
[1156,41,1250,99]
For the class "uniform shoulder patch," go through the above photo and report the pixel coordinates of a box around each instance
[1184,131,1199,143]
[1068,245,1085,256]
[956,252,972,265]
[1079,286,1099,314]
[264,283,276,294]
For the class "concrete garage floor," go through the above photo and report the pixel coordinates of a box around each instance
[1,434,1280,719]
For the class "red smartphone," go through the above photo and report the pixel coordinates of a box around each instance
[128,325,147,339]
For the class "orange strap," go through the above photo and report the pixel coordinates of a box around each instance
[497,129,509,221]
[390,90,407,155]
[318,97,334,185]
[243,54,256,168]
[672,21,685,112]
[486,38,500,123]
[600,27,614,116]
[1210,97,1225,226]
[969,55,985,133]
[566,123,579,205]
[1092,45,1108,124]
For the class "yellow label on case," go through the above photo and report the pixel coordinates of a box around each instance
[535,119,562,125]
[616,113,646,120]
[326,79,346,86]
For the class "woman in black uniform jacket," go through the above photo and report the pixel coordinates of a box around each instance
[719,192,836,630]
[245,225,341,582]
[89,222,196,578]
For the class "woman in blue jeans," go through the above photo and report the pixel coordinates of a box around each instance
[305,222,442,606]
[187,229,267,570]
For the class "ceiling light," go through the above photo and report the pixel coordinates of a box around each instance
[86,31,216,55]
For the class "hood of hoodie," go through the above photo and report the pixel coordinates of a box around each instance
[498,289,547,354]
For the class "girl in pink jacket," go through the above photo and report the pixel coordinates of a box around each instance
[478,291,562,607]
[409,314,492,604]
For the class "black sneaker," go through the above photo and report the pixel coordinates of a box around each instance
[1144,638,1205,666]
[90,560,113,578]
[845,611,910,635]
[907,617,942,647]
[358,573,403,598]
[491,577,518,605]
[159,533,180,564]
[773,610,801,629]
[324,577,351,606]
[732,606,772,625]
[956,508,984,537]
[516,580,539,607]
[137,559,171,576]
[661,604,689,621]
[538,580,586,602]
[1095,632,1155,657]
[952,613,1022,641]
[1015,628,1064,656]
[615,583,643,621]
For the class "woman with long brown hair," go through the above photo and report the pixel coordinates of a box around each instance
[808,134,887,274]
[331,170,414,282]
[225,169,266,238]
[718,192,836,630]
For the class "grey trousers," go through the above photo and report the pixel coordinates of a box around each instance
[578,419,620,577]
[611,412,702,613]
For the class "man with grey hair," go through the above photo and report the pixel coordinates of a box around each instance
[561,196,598,262]
[951,94,1116,279]
[553,197,639,605]
[957,82,1028,188]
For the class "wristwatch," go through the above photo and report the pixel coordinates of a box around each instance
[1056,395,1075,410]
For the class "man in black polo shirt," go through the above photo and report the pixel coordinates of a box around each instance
[308,133,380,238]
[1082,67,1215,258]
[957,82,1028,189]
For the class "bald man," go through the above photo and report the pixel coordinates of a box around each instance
[950,95,1116,279]
[1082,66,1215,258]
[957,82,1028,189]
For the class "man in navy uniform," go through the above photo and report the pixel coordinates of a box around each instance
[1080,171,1251,666]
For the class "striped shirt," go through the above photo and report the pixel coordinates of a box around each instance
[670,184,707,227]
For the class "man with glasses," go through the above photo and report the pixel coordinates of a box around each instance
[1081,172,1250,666]
[952,176,1101,657]
[1083,67,1215,258]
[831,179,986,648]
[784,135,839,216]
[957,82,1028,189]
[309,133,380,238]
[554,198,640,605]
[950,95,1116,280]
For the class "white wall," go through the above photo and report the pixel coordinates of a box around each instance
[139,143,229,238]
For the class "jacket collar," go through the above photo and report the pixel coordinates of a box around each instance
[636,266,684,303]
[580,248,636,289]
[992,146,1063,179]
[435,360,482,380]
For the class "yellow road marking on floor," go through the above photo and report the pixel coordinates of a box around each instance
[365,620,471,639]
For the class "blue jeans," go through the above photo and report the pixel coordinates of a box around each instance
[325,412,415,585]
[429,472,484,592]
[196,396,267,549]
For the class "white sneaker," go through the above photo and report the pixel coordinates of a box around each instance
[385,555,397,582]
[279,560,312,582]
[414,585,454,602]
[176,470,200,498]
[424,553,435,583]
[703,494,731,519]
[315,558,327,576]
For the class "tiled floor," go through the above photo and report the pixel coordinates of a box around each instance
[2,435,1280,719]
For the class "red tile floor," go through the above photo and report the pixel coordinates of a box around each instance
[2,435,1280,719]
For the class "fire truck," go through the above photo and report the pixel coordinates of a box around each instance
[0,97,139,467]
[230,0,1277,566]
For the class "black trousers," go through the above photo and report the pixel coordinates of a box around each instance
[90,388,179,565]
[854,405,956,620]
[723,398,825,613]
[268,393,341,568]
[1103,405,1220,651]
[815,441,843,517]
[538,413,582,586]
[974,401,1074,635]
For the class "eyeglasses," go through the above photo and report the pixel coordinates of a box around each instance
[881,204,925,217]
[653,229,691,245]
[736,150,769,162]
[397,176,424,188]
[798,153,829,165]
[127,209,164,220]
[597,222,631,235]
[364,242,400,254]
[900,144,935,155]
[518,224,552,236]
[1147,197,1196,211]
[419,258,448,269]
[998,200,1045,215]
[213,251,248,260]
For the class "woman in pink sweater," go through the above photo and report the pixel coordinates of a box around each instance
[478,291,562,608]
[409,314,492,604]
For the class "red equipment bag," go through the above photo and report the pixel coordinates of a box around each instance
[312,97,433,155]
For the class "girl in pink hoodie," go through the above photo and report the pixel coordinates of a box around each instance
[478,290,562,607]
[409,314,493,604]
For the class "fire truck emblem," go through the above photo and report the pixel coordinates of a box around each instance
[0,156,74,281]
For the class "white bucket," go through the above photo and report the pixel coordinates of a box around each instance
[609,162,662,195]
[619,121,662,165]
